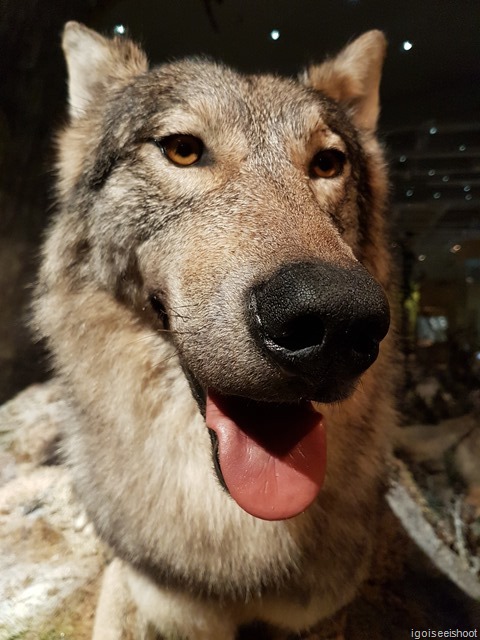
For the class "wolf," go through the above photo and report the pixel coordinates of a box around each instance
[34,21,396,639]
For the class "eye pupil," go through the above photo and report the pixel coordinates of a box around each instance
[176,141,192,157]
[157,134,203,166]
[318,156,333,171]
[311,149,345,179]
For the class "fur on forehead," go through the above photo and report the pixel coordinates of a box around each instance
[63,22,386,133]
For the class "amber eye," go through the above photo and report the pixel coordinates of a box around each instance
[310,149,346,179]
[158,134,204,166]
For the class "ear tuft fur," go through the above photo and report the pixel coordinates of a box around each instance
[301,31,387,131]
[62,21,148,119]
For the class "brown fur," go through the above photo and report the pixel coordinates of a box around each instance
[34,22,396,639]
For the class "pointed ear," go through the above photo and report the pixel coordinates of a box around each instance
[62,21,148,119]
[301,31,387,131]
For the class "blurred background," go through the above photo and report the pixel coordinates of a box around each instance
[1,0,479,417]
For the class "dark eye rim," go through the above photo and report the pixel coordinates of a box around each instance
[309,148,347,179]
[152,134,204,166]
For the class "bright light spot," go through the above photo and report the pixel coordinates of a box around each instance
[466,194,473,201]
[442,175,449,182]
[402,40,413,51]
[464,185,471,192]
[406,189,414,197]
[114,24,126,35]
[418,254,426,262]
[433,192,441,199]
[399,155,407,163]
[270,29,280,41]
[429,127,437,135]
[459,144,467,151]
[428,169,436,176]
[450,244,462,253]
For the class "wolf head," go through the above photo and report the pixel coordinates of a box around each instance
[55,21,389,394]
[38,23,391,522]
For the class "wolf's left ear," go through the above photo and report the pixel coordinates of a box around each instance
[62,21,148,119]
[301,31,386,132]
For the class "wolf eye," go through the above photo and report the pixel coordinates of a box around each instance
[158,134,203,166]
[310,149,346,179]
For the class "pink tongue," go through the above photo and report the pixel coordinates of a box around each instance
[206,391,326,521]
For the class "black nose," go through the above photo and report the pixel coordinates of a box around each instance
[249,261,390,385]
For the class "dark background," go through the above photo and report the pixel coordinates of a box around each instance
[0,0,479,404]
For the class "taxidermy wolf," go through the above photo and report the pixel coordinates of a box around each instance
[34,21,396,639]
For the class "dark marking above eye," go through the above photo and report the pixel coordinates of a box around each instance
[310,149,346,179]
[154,134,204,166]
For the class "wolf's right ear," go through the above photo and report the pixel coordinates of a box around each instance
[62,21,148,119]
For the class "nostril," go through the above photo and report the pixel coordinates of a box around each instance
[347,316,389,358]
[346,333,380,374]
[267,314,325,353]
[349,333,379,357]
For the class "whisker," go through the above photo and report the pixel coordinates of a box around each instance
[148,347,182,370]
[168,310,191,322]
[124,326,196,349]
[155,327,194,335]
[170,301,201,310]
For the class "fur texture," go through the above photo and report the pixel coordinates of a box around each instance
[34,23,396,639]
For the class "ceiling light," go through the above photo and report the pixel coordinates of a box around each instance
[442,176,449,182]
[113,24,126,35]
[418,255,426,262]
[459,144,467,151]
[464,185,471,192]
[399,155,407,163]
[270,29,280,41]
[402,40,413,51]
[428,169,435,176]
[406,189,414,197]
[433,192,441,199]
[466,194,473,201]
[450,244,461,253]
[429,127,437,135]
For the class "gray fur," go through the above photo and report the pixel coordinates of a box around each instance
[34,22,396,639]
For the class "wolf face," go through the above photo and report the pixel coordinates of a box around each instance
[35,23,395,636]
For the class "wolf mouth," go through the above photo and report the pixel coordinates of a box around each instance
[182,366,327,521]
[150,253,390,522]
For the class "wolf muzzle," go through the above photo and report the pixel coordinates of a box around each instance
[249,261,390,395]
